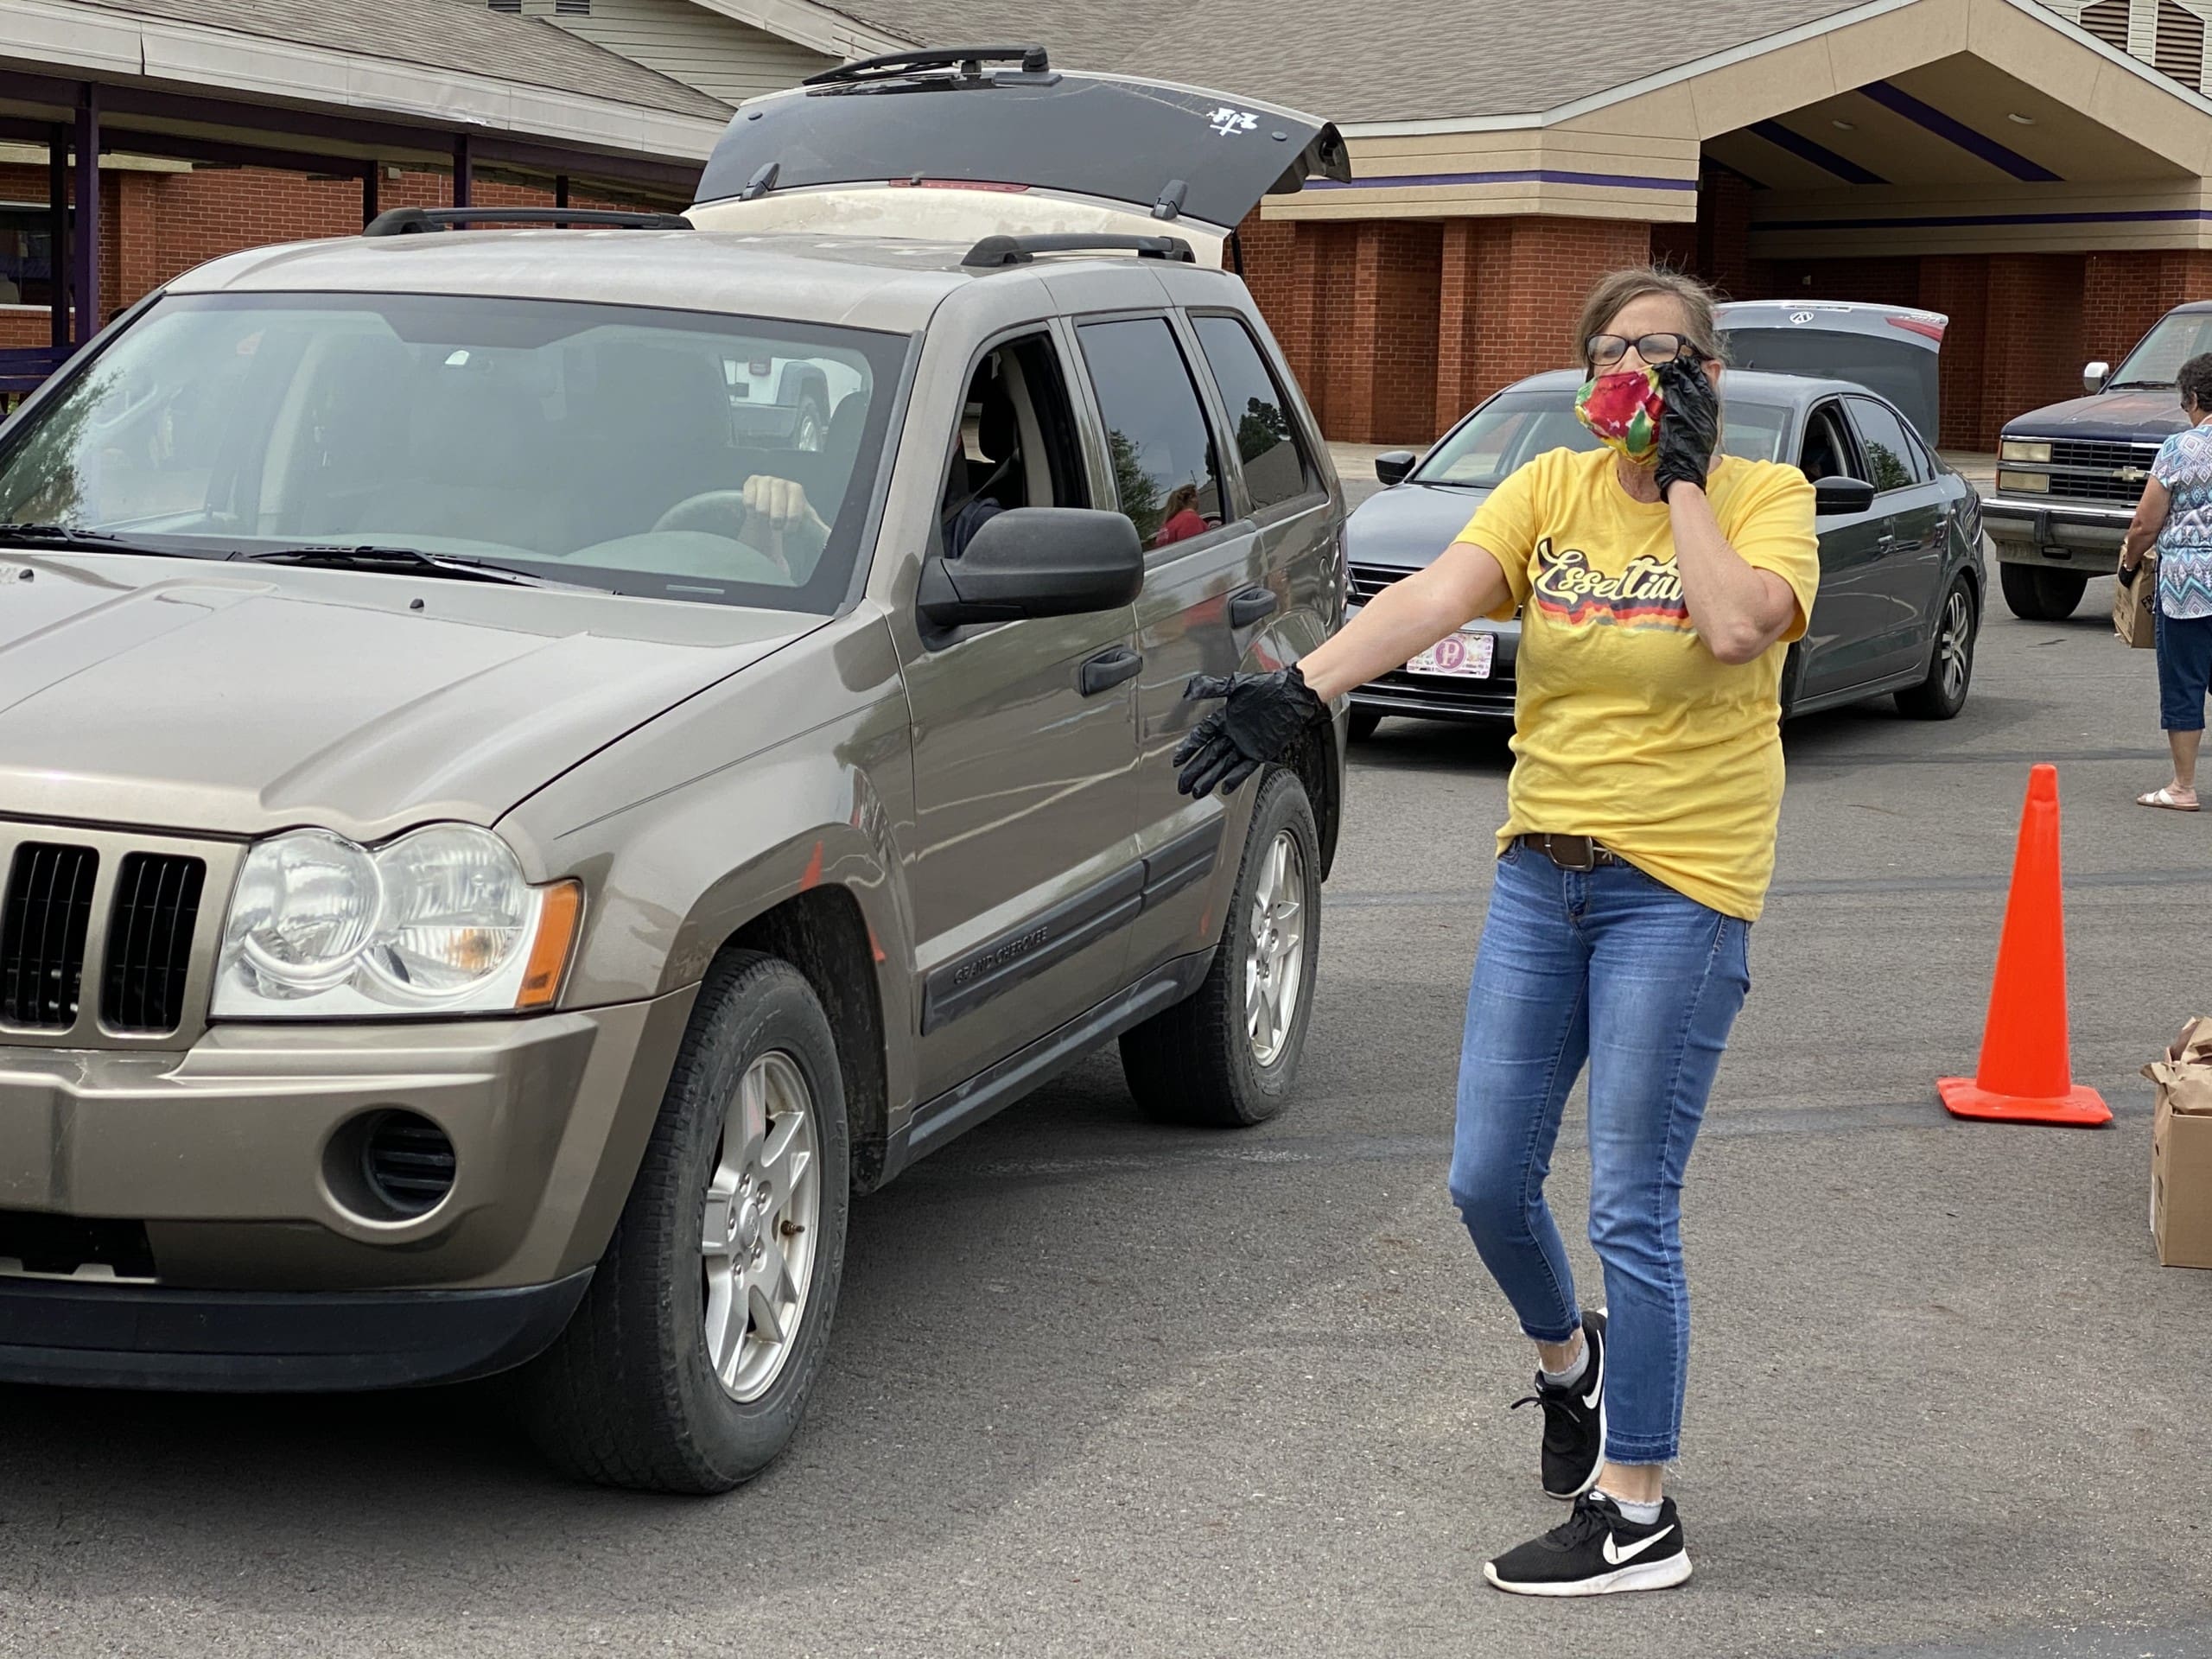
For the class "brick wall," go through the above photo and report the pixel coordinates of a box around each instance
[1432,216,1651,436]
[2082,249,2212,365]
[1919,253,1993,450]
[1984,253,2088,442]
[10,162,658,346]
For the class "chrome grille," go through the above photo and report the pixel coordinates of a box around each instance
[0,843,98,1028]
[0,823,238,1048]
[1348,563,1404,603]
[2046,438,2161,506]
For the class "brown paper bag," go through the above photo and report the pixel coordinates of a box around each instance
[2114,554,2158,649]
[2145,1017,2212,1267]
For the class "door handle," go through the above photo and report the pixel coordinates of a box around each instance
[1078,646,1143,696]
[1226,585,1278,628]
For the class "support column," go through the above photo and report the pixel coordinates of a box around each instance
[1918,254,1990,452]
[48,123,66,351]
[73,83,98,344]
[362,163,380,227]
[1984,253,2087,451]
[453,133,473,209]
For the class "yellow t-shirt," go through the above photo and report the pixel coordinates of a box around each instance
[1459,447,1820,922]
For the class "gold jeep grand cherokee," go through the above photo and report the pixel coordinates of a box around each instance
[0,49,1351,1491]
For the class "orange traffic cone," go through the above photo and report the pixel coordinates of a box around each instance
[1937,764,2111,1127]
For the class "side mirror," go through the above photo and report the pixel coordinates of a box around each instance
[2084,360,2110,396]
[1374,450,1418,486]
[918,506,1144,628]
[1813,475,1876,516]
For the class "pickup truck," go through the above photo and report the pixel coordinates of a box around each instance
[1984,300,2212,619]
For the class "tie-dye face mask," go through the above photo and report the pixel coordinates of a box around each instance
[1574,365,1665,467]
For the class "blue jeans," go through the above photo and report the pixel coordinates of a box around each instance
[1446,843,1751,1465]
[2155,601,2212,733]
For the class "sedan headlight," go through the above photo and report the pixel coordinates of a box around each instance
[214,824,581,1017]
[2000,438,2053,463]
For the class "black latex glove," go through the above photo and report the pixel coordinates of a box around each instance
[1173,666,1326,798]
[1655,354,1721,503]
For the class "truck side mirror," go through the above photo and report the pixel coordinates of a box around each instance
[2083,360,2110,396]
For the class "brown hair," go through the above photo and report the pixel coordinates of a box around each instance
[1163,482,1200,518]
[1573,266,1726,369]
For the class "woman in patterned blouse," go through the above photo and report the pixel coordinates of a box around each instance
[2120,352,2212,810]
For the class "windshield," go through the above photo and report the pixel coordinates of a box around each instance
[1413,389,1793,487]
[2110,311,2212,388]
[0,293,907,611]
[1719,327,1940,443]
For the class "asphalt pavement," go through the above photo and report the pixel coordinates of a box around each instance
[3,562,2207,1657]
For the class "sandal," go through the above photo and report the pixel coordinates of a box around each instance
[2138,785,2201,811]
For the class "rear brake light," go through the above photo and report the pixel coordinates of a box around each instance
[1888,315,1946,343]
[887,177,1032,193]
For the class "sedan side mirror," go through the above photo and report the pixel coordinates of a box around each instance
[918,506,1144,628]
[1374,450,1418,486]
[1813,475,1876,516]
[2084,360,2110,396]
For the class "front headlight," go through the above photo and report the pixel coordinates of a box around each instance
[213,824,581,1018]
[2000,438,2053,463]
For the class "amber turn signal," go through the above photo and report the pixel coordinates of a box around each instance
[516,880,583,1010]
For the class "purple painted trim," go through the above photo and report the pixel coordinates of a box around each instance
[48,122,65,352]
[1304,167,1695,192]
[1747,119,1888,186]
[1762,207,2212,231]
[1862,80,2061,182]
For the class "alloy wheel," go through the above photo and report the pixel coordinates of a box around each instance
[701,1050,821,1402]
[1245,829,1307,1066]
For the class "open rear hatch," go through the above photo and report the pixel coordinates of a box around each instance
[688,46,1350,268]
[1716,300,1948,448]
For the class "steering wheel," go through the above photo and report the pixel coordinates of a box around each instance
[652,490,762,539]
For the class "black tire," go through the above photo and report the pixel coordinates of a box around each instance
[791,397,826,453]
[1347,707,1383,743]
[1119,768,1321,1128]
[521,950,850,1493]
[1896,577,1978,720]
[1999,561,2087,620]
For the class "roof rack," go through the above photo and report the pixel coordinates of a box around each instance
[804,45,1051,87]
[362,207,692,238]
[963,232,1195,269]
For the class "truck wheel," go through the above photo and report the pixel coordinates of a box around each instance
[1896,578,1979,720]
[522,950,849,1493]
[1120,769,1320,1128]
[791,397,826,453]
[1999,562,2088,620]
[1347,707,1382,743]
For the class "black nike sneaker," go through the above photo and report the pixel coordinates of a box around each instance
[1510,1308,1605,1500]
[1483,1491,1692,1598]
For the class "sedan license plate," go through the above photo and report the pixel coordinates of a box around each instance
[1407,632,1493,679]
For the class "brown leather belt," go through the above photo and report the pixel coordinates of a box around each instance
[1516,833,1624,873]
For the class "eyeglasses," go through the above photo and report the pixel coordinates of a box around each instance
[1586,332,1706,370]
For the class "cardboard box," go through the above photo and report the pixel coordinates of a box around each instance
[2114,555,2158,650]
[2146,1017,2212,1268]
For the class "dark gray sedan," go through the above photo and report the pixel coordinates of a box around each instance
[1345,368,1987,736]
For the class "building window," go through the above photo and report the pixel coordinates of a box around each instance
[0,205,58,308]
[2158,0,2206,88]
[2078,0,2130,51]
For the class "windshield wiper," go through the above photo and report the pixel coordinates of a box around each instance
[0,523,191,556]
[231,545,567,587]
[2107,379,2175,391]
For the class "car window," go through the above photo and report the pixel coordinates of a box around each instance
[1415,392,1598,486]
[1721,326,1941,446]
[1847,397,1923,493]
[1190,314,1314,513]
[2109,309,2212,388]
[0,291,906,613]
[1799,402,1859,486]
[1718,402,1793,466]
[1077,317,1224,550]
[938,332,1088,559]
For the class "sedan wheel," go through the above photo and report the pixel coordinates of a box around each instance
[1897,578,1978,720]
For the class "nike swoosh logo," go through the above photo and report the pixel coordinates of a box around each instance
[1601,1525,1676,1566]
[1581,1370,1601,1411]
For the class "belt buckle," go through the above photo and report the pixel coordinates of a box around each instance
[1548,835,1598,873]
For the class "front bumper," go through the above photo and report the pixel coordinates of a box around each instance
[0,990,693,1298]
[0,1270,593,1390]
[1346,601,1518,722]
[1982,496,2128,570]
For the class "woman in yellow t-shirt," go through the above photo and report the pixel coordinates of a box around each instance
[1173,267,1818,1597]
